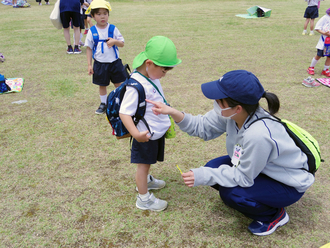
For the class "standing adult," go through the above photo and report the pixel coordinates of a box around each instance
[60,0,84,54]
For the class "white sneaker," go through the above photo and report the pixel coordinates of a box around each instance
[136,193,168,211]
[309,31,314,36]
[302,30,307,35]
[135,175,166,191]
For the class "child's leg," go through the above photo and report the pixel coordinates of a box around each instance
[310,19,315,31]
[87,16,93,28]
[99,85,107,97]
[304,18,310,30]
[136,163,150,194]
[325,56,330,66]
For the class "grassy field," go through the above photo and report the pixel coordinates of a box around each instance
[1,0,330,247]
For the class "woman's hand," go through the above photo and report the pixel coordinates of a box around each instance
[182,171,195,187]
[146,99,172,115]
[146,99,185,123]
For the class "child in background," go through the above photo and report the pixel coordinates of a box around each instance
[302,0,323,35]
[83,0,92,34]
[84,0,127,114]
[36,0,49,5]
[119,36,181,211]
[307,8,330,77]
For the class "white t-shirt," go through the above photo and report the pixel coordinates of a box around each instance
[315,14,330,50]
[119,72,171,140]
[84,23,124,63]
[306,0,321,7]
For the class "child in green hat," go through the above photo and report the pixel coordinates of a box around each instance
[119,36,181,211]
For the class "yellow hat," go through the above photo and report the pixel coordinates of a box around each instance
[85,0,112,15]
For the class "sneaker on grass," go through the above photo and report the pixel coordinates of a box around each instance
[95,103,106,114]
[67,46,73,54]
[302,77,321,87]
[74,47,82,54]
[321,69,330,77]
[136,193,168,212]
[307,66,315,75]
[248,208,289,236]
[135,175,166,191]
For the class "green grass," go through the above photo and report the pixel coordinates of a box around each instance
[1,0,330,247]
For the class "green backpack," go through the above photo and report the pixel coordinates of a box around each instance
[250,116,322,175]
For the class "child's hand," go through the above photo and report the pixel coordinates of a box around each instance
[134,130,151,143]
[146,99,172,115]
[88,65,94,76]
[106,38,116,48]
[182,171,195,187]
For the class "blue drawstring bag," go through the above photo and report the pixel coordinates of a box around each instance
[0,74,11,93]
[323,36,330,56]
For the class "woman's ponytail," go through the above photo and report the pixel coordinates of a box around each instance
[263,92,280,115]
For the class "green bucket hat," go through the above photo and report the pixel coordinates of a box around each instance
[132,36,182,69]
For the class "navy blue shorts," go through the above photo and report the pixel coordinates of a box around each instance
[304,6,319,19]
[60,11,81,29]
[131,136,165,164]
[205,155,304,222]
[93,59,127,86]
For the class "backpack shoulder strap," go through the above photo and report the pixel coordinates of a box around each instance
[90,25,99,59]
[108,24,119,59]
[120,77,152,136]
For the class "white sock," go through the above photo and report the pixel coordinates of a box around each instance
[324,65,330,71]
[139,192,150,201]
[80,33,83,42]
[100,94,107,104]
[311,58,318,67]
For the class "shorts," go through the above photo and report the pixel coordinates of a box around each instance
[71,13,85,29]
[304,6,318,19]
[93,59,127,86]
[60,11,81,29]
[317,49,330,57]
[131,136,165,164]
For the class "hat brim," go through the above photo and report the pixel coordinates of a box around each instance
[201,80,228,100]
[153,58,182,67]
[132,52,148,69]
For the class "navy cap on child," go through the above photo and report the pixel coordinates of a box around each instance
[201,70,265,105]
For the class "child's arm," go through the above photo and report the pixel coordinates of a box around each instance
[106,38,124,48]
[146,99,185,123]
[316,29,330,37]
[119,113,151,142]
[86,47,93,75]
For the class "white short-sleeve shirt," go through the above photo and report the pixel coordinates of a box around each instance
[119,72,171,140]
[84,23,124,63]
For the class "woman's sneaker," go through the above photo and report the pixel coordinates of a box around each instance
[136,193,168,212]
[135,175,166,191]
[248,208,289,236]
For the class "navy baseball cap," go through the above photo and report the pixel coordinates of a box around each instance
[201,70,265,105]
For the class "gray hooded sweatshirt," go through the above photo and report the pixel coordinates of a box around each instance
[177,107,314,193]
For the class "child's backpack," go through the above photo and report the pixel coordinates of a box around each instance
[106,76,151,139]
[323,36,330,56]
[0,74,11,93]
[250,116,322,175]
[90,24,118,59]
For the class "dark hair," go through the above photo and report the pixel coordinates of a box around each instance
[90,8,109,17]
[153,63,173,71]
[223,91,280,116]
